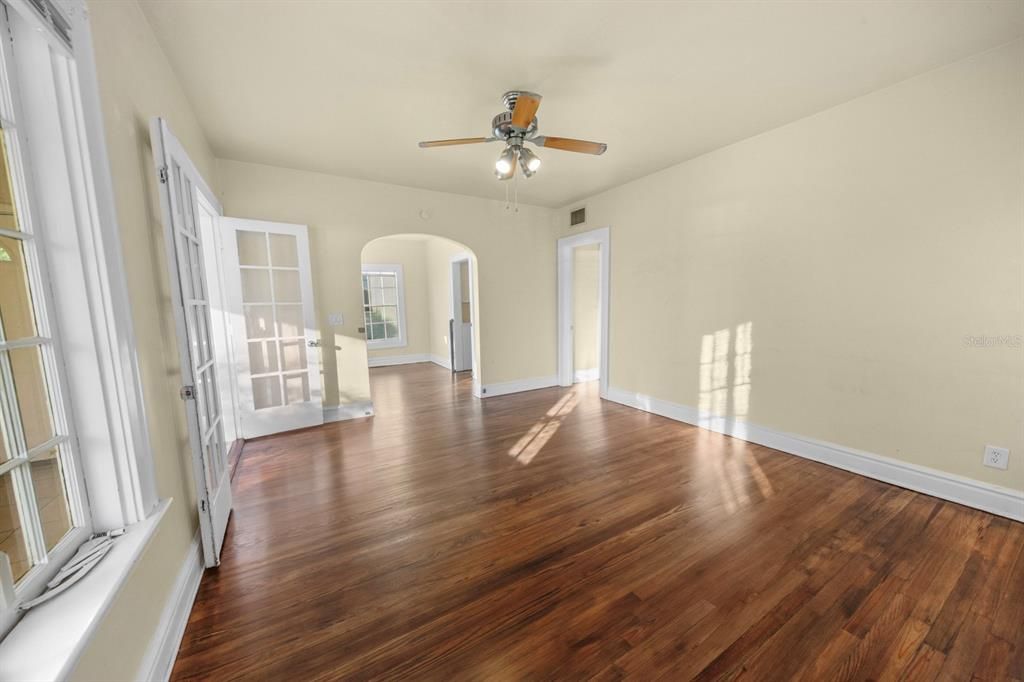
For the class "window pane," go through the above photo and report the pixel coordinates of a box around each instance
[241,269,271,303]
[0,472,30,581]
[369,323,385,340]
[244,305,275,339]
[273,270,301,303]
[381,287,397,305]
[248,340,279,374]
[236,231,268,266]
[0,235,37,340]
[368,287,384,306]
[269,233,298,267]
[252,375,282,410]
[30,450,72,553]
[276,305,303,338]
[9,346,54,451]
[282,372,309,404]
[0,133,21,232]
[279,339,307,372]
[187,240,205,300]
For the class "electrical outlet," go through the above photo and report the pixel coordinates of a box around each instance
[983,445,1009,470]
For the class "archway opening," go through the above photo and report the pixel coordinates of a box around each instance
[358,233,481,401]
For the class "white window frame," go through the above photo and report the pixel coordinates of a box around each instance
[361,264,407,350]
[0,0,162,667]
[0,1,92,630]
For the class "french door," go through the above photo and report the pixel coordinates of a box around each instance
[150,119,232,568]
[221,218,323,438]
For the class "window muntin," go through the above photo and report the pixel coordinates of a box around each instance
[361,266,405,348]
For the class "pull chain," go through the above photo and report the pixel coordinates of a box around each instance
[514,172,519,213]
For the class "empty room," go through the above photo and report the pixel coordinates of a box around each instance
[0,0,1020,680]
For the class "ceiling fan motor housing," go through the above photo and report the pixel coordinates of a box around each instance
[492,111,537,140]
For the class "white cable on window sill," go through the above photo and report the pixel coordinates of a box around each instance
[18,528,124,611]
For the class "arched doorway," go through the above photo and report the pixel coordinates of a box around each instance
[359,233,481,396]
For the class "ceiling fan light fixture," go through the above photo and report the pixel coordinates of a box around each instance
[495,146,516,176]
[519,146,541,173]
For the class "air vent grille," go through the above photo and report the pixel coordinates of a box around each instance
[570,207,586,226]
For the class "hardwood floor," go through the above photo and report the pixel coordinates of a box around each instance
[171,363,1023,681]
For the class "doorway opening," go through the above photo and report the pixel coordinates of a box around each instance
[449,254,474,374]
[571,244,600,384]
[557,227,610,398]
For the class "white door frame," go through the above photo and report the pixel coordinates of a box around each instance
[449,253,474,373]
[557,227,610,398]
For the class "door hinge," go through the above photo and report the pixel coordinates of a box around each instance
[159,165,169,184]
[180,385,196,400]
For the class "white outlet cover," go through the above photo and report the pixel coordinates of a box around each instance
[327,312,344,326]
[983,445,1009,470]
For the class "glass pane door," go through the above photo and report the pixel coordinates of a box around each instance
[237,230,311,410]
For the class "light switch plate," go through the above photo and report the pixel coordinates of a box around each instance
[327,313,343,326]
[983,445,1009,470]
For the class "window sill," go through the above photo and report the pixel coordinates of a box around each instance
[367,340,407,351]
[0,498,171,681]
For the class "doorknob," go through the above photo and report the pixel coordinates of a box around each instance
[307,339,321,347]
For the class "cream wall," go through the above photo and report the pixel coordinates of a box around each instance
[425,237,474,365]
[362,237,431,359]
[215,159,554,405]
[558,41,1024,492]
[573,245,601,374]
[71,1,218,679]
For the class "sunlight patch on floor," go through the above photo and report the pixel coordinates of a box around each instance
[509,391,579,465]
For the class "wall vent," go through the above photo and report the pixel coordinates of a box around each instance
[570,207,586,226]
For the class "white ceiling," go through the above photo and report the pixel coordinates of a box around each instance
[139,1,1024,208]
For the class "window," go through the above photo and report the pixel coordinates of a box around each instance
[0,0,159,649]
[0,2,90,618]
[361,264,406,349]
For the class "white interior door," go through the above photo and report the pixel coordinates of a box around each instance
[150,118,232,568]
[221,218,323,438]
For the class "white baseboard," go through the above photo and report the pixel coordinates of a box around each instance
[137,531,204,682]
[574,367,599,383]
[323,401,375,423]
[367,353,431,367]
[605,386,1024,522]
[429,353,451,370]
[481,375,559,398]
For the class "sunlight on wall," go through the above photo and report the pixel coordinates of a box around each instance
[696,322,768,514]
[698,322,753,433]
[508,391,578,465]
[733,321,753,420]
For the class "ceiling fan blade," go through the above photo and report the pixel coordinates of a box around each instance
[511,92,542,129]
[532,136,607,155]
[418,137,492,148]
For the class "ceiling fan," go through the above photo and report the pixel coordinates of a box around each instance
[418,91,607,180]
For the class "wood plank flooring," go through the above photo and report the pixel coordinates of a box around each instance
[171,363,1024,680]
